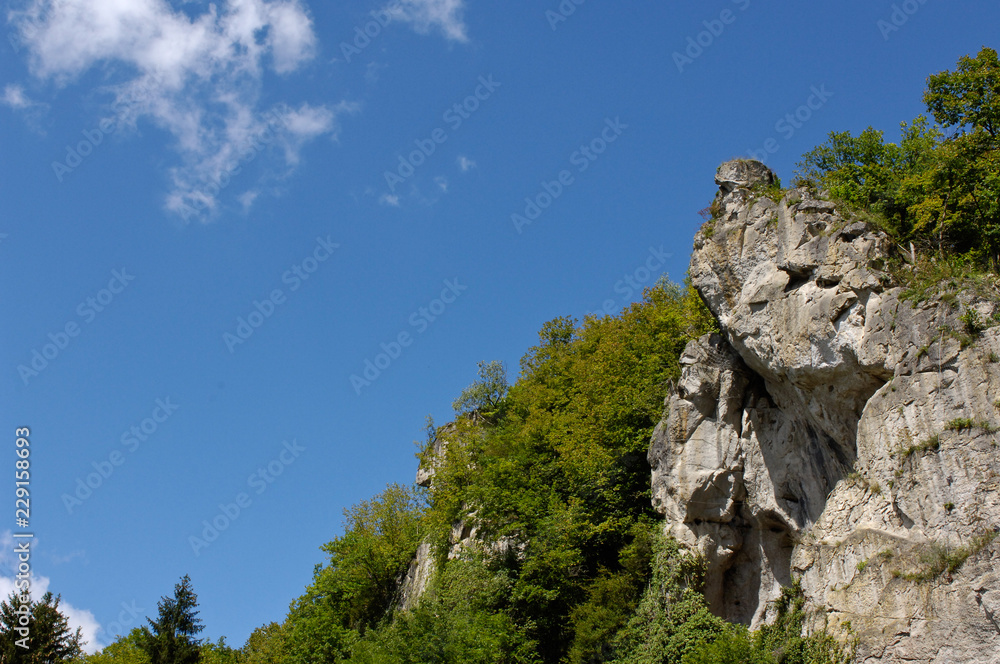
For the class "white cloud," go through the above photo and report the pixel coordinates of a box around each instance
[10,0,318,82]
[59,600,103,654]
[238,189,260,211]
[434,175,448,192]
[7,0,344,219]
[384,0,468,43]
[1,84,33,109]
[379,193,400,206]
[0,532,102,654]
[457,155,476,171]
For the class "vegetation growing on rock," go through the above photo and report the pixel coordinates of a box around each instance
[63,48,1000,664]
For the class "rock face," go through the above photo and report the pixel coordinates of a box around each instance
[398,541,434,611]
[649,160,1000,663]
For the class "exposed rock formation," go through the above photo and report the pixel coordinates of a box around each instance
[649,159,1000,663]
[402,417,523,611]
[397,541,434,612]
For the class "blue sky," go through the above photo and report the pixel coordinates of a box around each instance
[0,0,996,652]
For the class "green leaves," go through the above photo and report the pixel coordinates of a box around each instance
[413,280,718,662]
[348,558,536,664]
[275,278,720,664]
[453,361,509,417]
[681,583,849,664]
[925,47,1000,139]
[84,629,151,664]
[796,49,1000,264]
[241,623,288,664]
[607,532,724,664]
[282,484,426,664]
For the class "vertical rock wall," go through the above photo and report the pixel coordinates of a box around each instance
[649,160,1000,663]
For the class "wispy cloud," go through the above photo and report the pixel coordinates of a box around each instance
[1,84,33,109]
[238,190,260,212]
[384,0,468,43]
[1,83,49,132]
[7,0,343,218]
[457,155,476,171]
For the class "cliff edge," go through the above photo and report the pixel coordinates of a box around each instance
[649,160,1000,663]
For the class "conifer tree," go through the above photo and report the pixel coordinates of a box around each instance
[139,576,204,664]
[0,591,84,664]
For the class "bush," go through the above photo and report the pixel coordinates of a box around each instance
[683,583,849,664]
[607,532,725,664]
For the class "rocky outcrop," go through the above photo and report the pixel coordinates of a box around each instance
[397,541,435,611]
[404,417,524,611]
[649,160,1000,663]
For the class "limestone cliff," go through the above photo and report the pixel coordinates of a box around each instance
[649,160,1000,663]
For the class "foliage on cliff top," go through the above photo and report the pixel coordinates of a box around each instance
[796,47,1000,269]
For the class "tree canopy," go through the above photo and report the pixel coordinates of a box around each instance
[452,361,509,417]
[797,47,1000,265]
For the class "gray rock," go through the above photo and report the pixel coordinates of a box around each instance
[650,159,1000,662]
[397,541,435,611]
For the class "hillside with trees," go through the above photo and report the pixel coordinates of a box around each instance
[6,47,999,664]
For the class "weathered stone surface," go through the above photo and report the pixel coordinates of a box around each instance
[650,160,1000,663]
[397,541,434,611]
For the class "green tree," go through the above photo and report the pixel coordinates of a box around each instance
[420,279,718,663]
[795,117,941,238]
[565,521,654,664]
[453,361,509,417]
[199,638,241,664]
[240,623,287,664]
[0,591,84,664]
[925,47,1000,139]
[139,576,204,664]
[796,48,1000,264]
[349,557,536,664]
[608,533,725,664]
[284,484,425,664]
[82,629,150,664]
